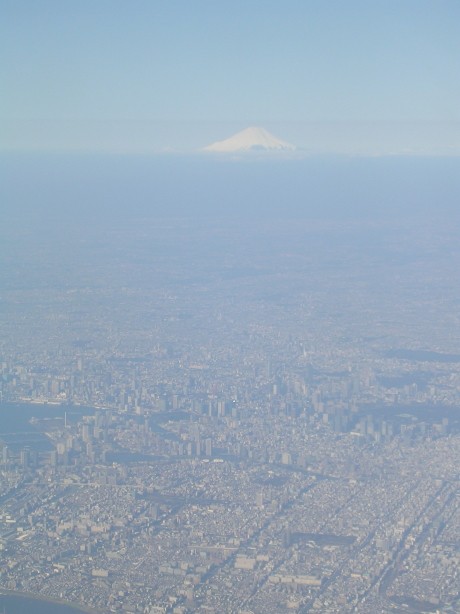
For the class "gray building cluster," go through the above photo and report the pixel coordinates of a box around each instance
[1,215,460,612]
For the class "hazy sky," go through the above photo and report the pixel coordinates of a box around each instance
[2,0,459,153]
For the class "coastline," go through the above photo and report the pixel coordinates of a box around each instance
[0,588,99,614]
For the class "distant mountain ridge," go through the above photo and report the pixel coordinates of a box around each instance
[203,126,296,153]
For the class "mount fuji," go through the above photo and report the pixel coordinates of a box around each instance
[203,126,296,153]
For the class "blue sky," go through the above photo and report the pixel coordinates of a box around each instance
[1,0,459,153]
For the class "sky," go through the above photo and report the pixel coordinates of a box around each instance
[1,0,460,154]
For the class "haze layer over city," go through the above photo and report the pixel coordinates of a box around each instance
[1,2,460,613]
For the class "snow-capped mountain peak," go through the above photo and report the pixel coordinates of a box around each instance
[203,127,296,153]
